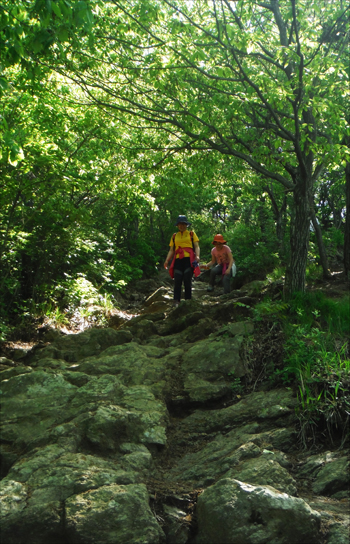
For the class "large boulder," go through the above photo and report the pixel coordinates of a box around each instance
[180,332,248,402]
[312,457,350,497]
[175,317,214,344]
[30,328,133,363]
[0,444,159,544]
[167,428,296,492]
[0,366,169,467]
[226,456,297,496]
[326,522,350,544]
[84,385,168,449]
[0,478,63,544]
[71,342,168,387]
[65,483,164,544]
[156,299,205,336]
[196,478,321,544]
[179,389,297,435]
[297,452,350,498]
[0,370,78,454]
[144,286,170,306]
[182,336,246,379]
[123,318,159,342]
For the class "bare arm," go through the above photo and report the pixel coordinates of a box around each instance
[203,253,216,268]
[225,252,234,275]
[164,247,175,269]
[193,241,200,261]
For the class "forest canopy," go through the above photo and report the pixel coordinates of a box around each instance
[0,0,349,335]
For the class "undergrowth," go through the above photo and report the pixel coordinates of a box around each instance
[254,291,350,449]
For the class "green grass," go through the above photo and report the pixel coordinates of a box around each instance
[255,291,350,448]
[288,291,350,335]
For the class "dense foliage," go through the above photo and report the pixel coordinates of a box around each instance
[0,0,349,336]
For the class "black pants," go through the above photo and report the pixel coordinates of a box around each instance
[174,257,193,301]
[209,264,232,293]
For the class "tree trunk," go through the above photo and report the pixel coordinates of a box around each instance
[344,162,350,280]
[264,185,287,259]
[309,196,331,279]
[284,182,311,295]
[275,196,287,251]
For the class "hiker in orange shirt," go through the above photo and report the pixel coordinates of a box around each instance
[204,234,235,294]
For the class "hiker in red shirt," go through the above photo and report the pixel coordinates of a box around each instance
[164,215,200,306]
[204,234,235,294]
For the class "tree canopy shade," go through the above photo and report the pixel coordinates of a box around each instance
[0,0,348,328]
[0,0,94,76]
[50,0,349,293]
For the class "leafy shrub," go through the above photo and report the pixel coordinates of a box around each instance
[227,223,280,280]
[253,291,350,447]
[0,318,11,343]
[288,292,350,335]
[323,227,344,259]
[282,326,350,447]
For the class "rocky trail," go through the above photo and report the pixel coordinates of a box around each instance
[0,272,349,544]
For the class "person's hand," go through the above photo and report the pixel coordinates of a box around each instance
[164,261,168,269]
[225,268,231,276]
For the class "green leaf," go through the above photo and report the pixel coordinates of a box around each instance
[51,2,62,17]
[0,77,10,91]
[57,28,69,42]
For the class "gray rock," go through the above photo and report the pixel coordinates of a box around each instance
[182,336,245,380]
[326,522,350,544]
[70,374,126,406]
[31,327,132,363]
[0,357,15,365]
[0,456,160,543]
[72,342,167,386]
[73,381,168,449]
[65,483,165,544]
[1,312,346,544]
[210,299,252,322]
[168,438,261,487]
[159,310,204,336]
[0,365,32,381]
[312,457,350,496]
[144,286,169,306]
[39,327,63,343]
[125,318,159,342]
[167,426,296,493]
[196,478,321,544]
[156,299,204,335]
[212,321,254,338]
[0,370,78,449]
[226,456,297,496]
[179,389,297,435]
[184,374,230,402]
[85,391,168,449]
[297,451,339,478]
[12,348,31,361]
[0,478,63,544]
[163,504,190,544]
[176,317,214,343]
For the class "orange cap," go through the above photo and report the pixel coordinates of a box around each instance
[212,234,227,244]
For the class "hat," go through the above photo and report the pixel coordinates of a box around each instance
[212,234,227,244]
[175,215,191,227]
